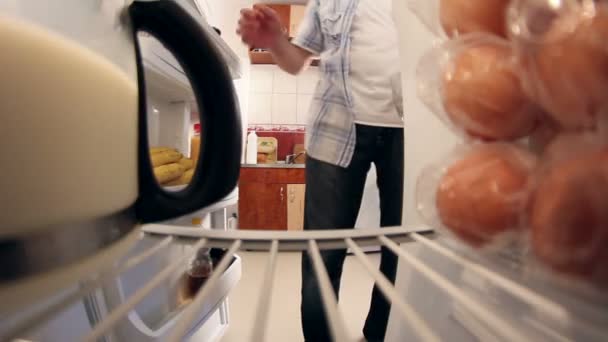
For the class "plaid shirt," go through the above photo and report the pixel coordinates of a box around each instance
[292,0,362,168]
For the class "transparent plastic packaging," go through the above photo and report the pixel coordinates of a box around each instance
[413,0,608,293]
[508,0,608,130]
[408,0,510,38]
[526,133,608,289]
[527,117,560,155]
[417,143,537,252]
[417,33,541,141]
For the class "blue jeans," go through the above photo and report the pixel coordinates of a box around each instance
[301,124,404,342]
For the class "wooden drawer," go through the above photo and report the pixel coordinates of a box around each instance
[239,167,305,184]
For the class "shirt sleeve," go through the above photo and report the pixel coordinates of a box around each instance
[291,0,324,55]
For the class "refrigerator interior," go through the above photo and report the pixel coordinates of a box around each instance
[142,37,249,161]
[2,1,608,342]
[0,24,247,338]
[131,6,248,340]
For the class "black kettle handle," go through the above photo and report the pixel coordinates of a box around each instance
[129,1,242,223]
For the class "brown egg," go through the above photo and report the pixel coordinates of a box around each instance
[542,132,608,165]
[436,144,536,247]
[528,120,560,155]
[443,42,539,140]
[529,148,608,286]
[440,0,510,37]
[521,4,608,129]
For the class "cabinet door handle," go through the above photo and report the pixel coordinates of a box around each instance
[280,186,284,202]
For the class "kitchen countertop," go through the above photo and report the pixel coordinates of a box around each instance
[241,163,305,169]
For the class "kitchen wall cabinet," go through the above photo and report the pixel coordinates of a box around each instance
[248,4,290,65]
[266,4,305,38]
[269,4,291,35]
[248,4,322,66]
[238,167,305,230]
[289,5,306,37]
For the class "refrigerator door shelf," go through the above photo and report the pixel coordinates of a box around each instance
[98,235,241,342]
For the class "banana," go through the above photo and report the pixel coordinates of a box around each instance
[178,158,195,171]
[150,147,175,154]
[165,168,195,186]
[153,163,185,184]
[150,150,182,167]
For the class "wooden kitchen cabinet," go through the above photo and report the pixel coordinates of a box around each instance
[287,184,305,231]
[238,167,305,230]
[289,5,306,37]
[239,183,287,230]
[268,4,291,34]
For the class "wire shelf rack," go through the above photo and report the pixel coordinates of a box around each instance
[2,225,607,342]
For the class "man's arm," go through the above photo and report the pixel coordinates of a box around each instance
[238,5,317,75]
[269,35,314,75]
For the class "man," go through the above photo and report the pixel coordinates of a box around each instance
[238,0,403,341]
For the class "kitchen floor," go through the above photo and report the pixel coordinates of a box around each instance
[221,251,380,342]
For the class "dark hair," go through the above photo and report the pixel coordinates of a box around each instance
[213,27,222,36]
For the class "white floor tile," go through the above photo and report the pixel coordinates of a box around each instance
[222,252,380,342]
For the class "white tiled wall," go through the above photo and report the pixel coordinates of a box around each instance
[248,65,319,125]
[250,92,272,124]
[296,94,314,125]
[250,65,274,93]
[273,71,298,94]
[272,93,298,124]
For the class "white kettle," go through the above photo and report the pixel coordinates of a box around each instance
[0,0,242,282]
